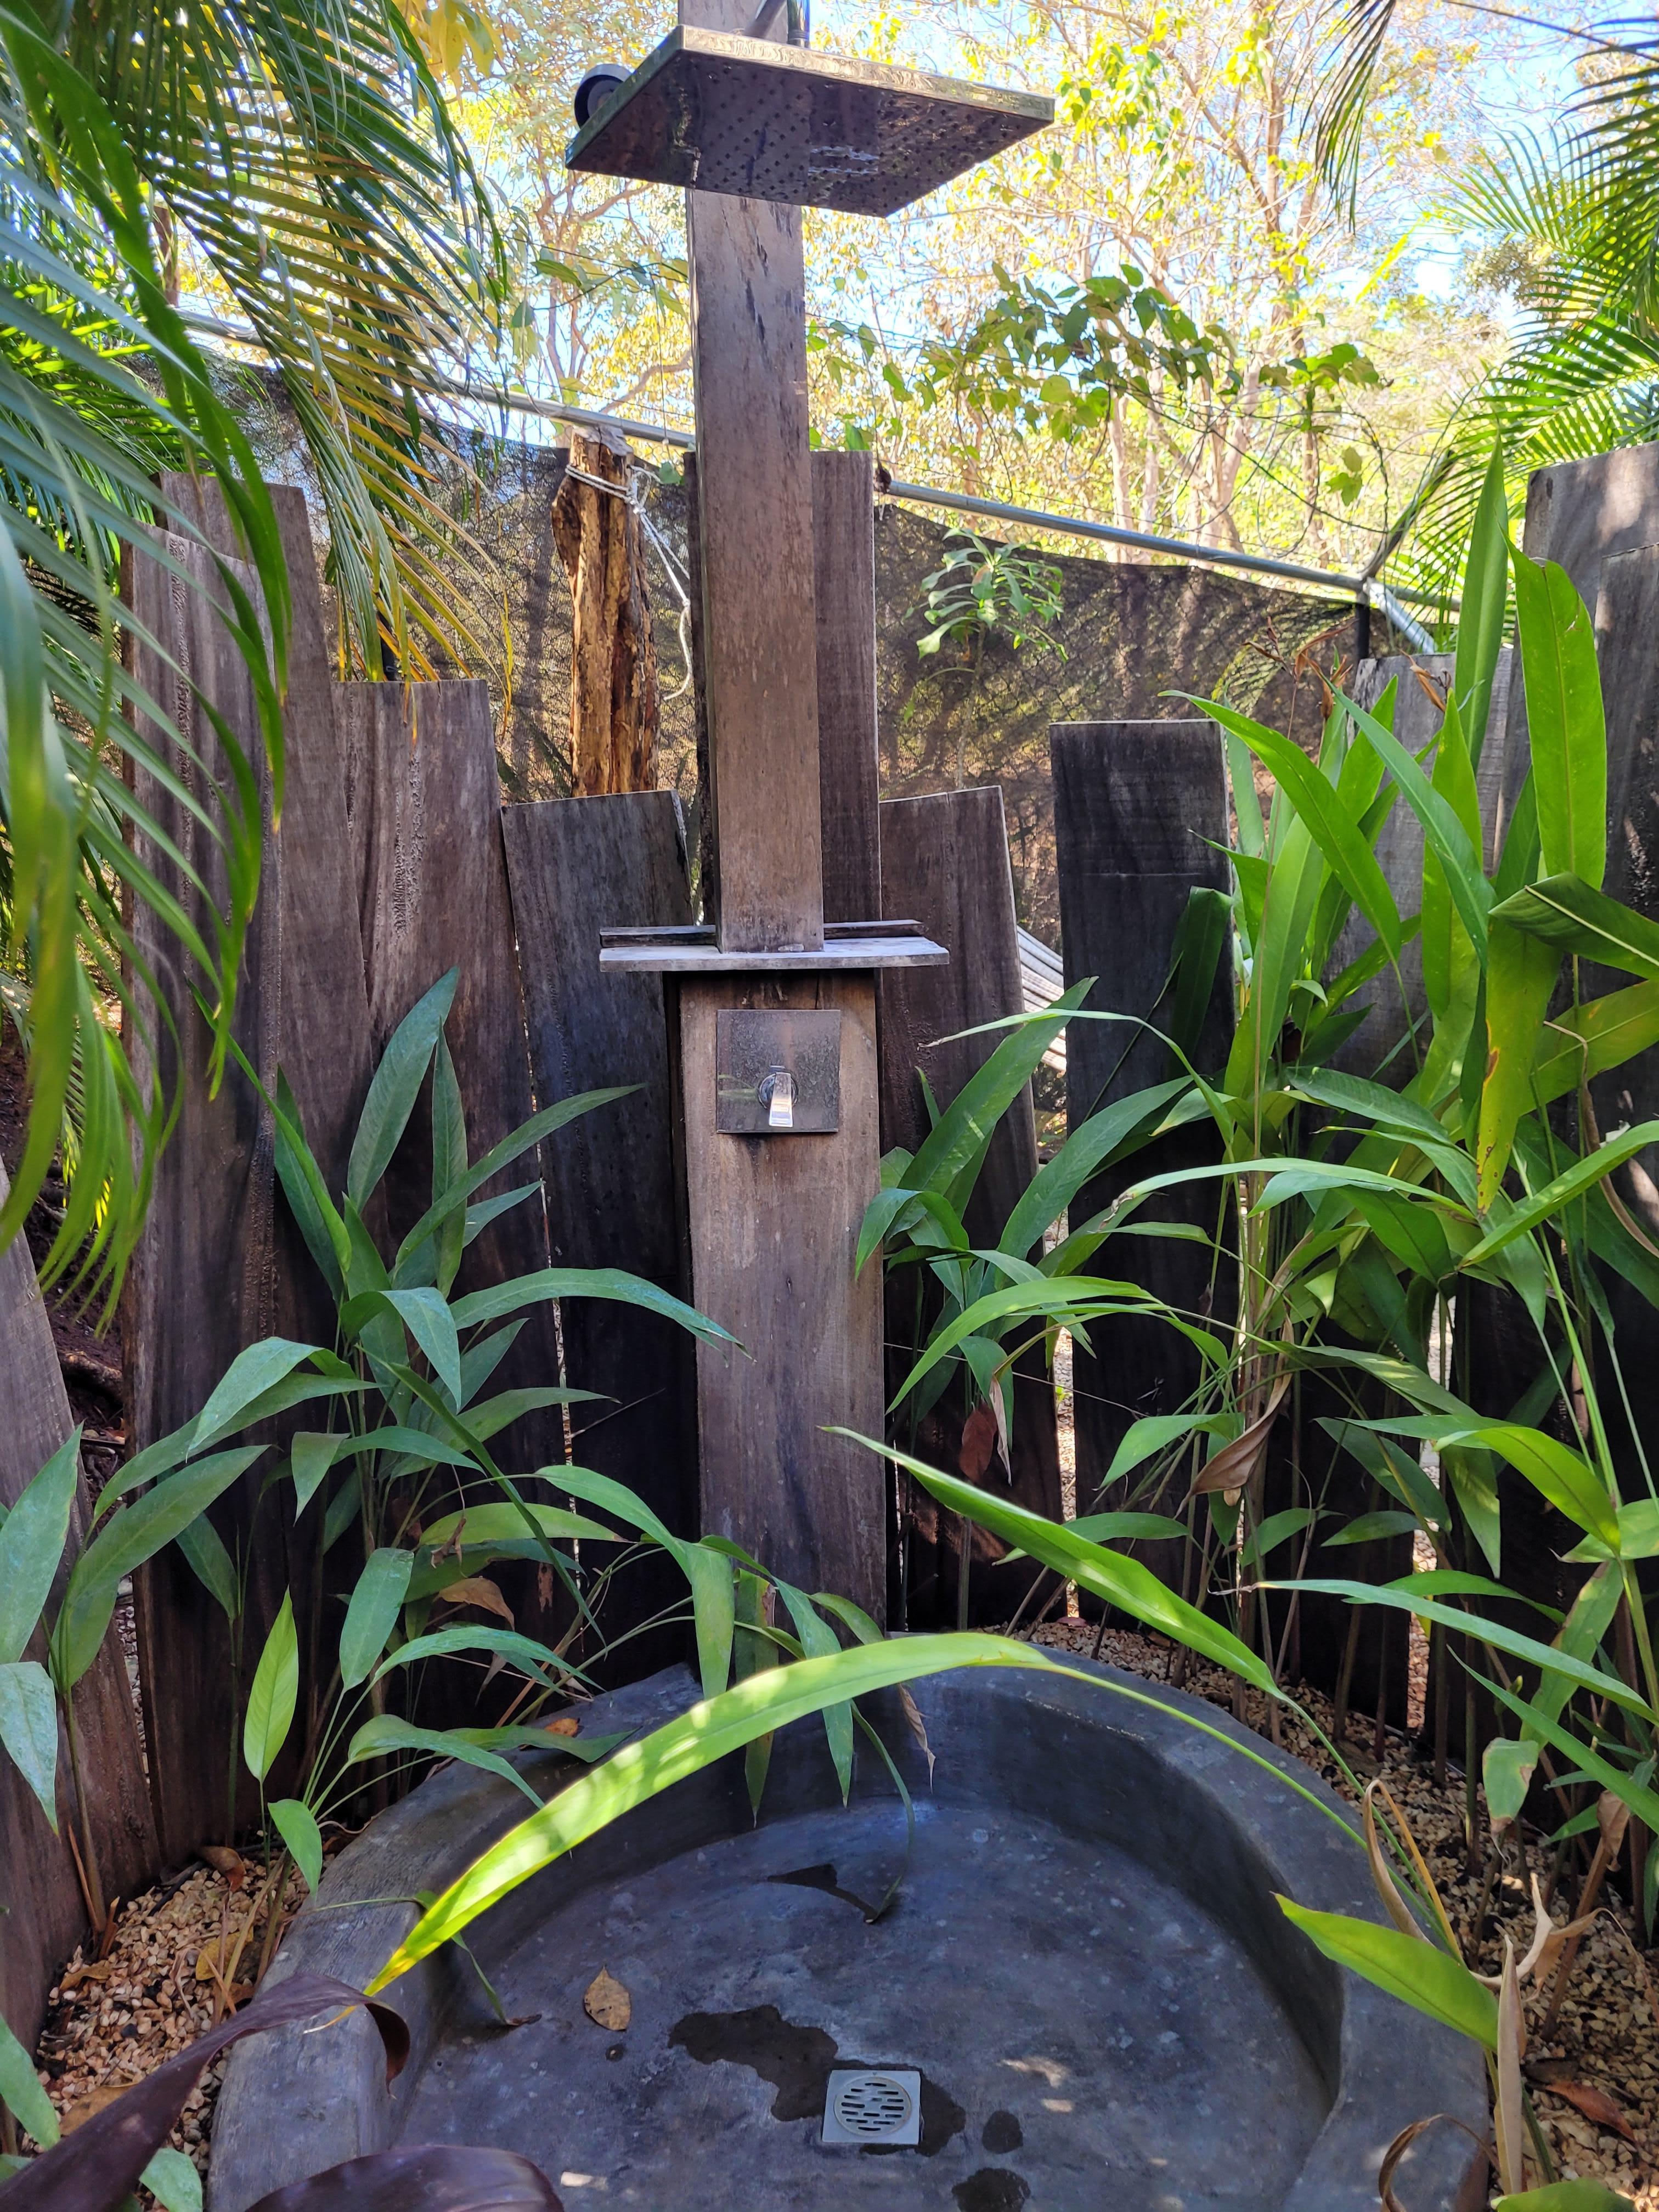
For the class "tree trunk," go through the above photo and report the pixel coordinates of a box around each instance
[550,430,659,794]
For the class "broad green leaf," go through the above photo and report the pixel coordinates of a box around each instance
[395,1084,639,1276]
[891,1276,1153,1407]
[418,1503,616,1550]
[687,1542,736,1700]
[1277,1897,1497,2047]
[274,1072,348,1296]
[905,979,1092,1198]
[1567,1499,1659,1562]
[345,1714,543,1805]
[999,1079,1189,1263]
[1336,689,1491,949]
[1496,2186,1637,2211]
[1437,1425,1618,1549]
[449,1267,734,1349]
[1323,1510,1421,1546]
[1103,1412,1219,1487]
[1226,811,1322,1093]
[370,1626,568,1685]
[1243,1507,1314,1569]
[177,1513,238,1620]
[1453,443,1510,769]
[1464,1121,1659,1265]
[1065,1511,1190,1545]
[340,1548,414,1689]
[0,1431,78,1664]
[56,1448,265,1688]
[291,1432,342,1516]
[0,1660,59,1830]
[141,2147,202,2211]
[1492,873,1659,978]
[1419,691,1481,1026]
[347,969,458,1209]
[244,1592,299,1783]
[367,1633,1342,1994]
[1532,979,1659,1107]
[269,1797,324,1894]
[1511,550,1605,887]
[190,1339,323,1451]
[1482,1675,1659,1836]
[1166,884,1233,1065]
[774,1581,853,1799]
[1204,698,1402,959]
[0,2006,59,2146]
[1483,1735,1538,1829]
[1478,919,1561,1206]
[340,1288,461,1406]
[429,1032,468,1294]
[859,1437,1280,1697]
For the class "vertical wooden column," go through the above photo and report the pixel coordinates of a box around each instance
[678,976,886,1615]
[682,0,823,952]
[878,788,1062,1624]
[1,1166,156,2044]
[814,449,882,924]
[1051,723,1232,1584]
[503,793,699,1673]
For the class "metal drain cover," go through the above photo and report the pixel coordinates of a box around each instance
[822,2068,922,2147]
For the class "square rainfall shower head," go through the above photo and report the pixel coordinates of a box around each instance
[565,27,1051,218]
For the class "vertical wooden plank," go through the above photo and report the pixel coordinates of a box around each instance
[877,787,1063,1626]
[813,449,881,924]
[1051,723,1231,1588]
[0,1167,156,2045]
[335,681,567,1632]
[679,975,885,1613]
[125,529,290,1859]
[501,793,698,1676]
[680,0,823,952]
[131,481,377,1860]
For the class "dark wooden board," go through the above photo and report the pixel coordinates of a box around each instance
[125,524,296,1858]
[680,0,824,952]
[335,680,568,1652]
[813,449,881,925]
[0,1167,156,2044]
[877,787,1063,1626]
[1051,722,1232,1587]
[678,975,885,1616]
[501,793,699,1675]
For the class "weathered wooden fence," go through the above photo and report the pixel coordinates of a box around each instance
[16,434,1659,2044]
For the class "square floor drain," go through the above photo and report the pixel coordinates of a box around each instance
[822,2068,922,2147]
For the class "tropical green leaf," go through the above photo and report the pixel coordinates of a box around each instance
[1511,550,1605,887]
[998,1079,1189,1263]
[1464,1120,1659,1263]
[0,2005,59,2146]
[347,971,458,1210]
[189,1339,324,1450]
[140,2146,202,2212]
[904,980,1092,1198]
[1492,873,1659,978]
[1452,443,1511,768]
[1478,919,1562,1207]
[0,1659,59,1829]
[1496,2185,1637,2211]
[176,1512,238,1620]
[448,1267,734,1349]
[340,1288,461,1407]
[0,1430,78,1664]
[290,1432,342,1517]
[269,1797,324,1895]
[340,1548,415,1690]
[1276,1897,1497,2047]
[1437,1424,1619,1548]
[244,1591,298,1784]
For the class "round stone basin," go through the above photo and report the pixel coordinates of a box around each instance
[207,1660,1487,2212]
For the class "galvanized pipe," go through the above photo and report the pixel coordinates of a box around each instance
[176,307,1442,636]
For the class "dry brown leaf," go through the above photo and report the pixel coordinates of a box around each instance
[437,1575,515,1627]
[1539,2080,1638,2142]
[1377,2113,1488,2212]
[899,1685,936,1784]
[60,2085,127,2132]
[1186,1372,1290,1504]
[958,1402,998,1482]
[60,1961,113,1991]
[1596,1790,1632,1858]
[193,1940,224,1984]
[1494,1936,1525,2196]
[1361,1784,1423,1940]
[545,1715,580,1738]
[583,1968,631,2033]
[198,1845,245,1891]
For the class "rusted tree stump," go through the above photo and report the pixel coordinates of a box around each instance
[551,430,659,794]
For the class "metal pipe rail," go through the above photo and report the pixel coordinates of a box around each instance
[177,308,1438,647]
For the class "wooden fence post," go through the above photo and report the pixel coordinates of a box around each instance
[877,786,1063,1626]
[502,792,698,1675]
[551,430,659,795]
[814,450,882,925]
[0,1167,156,2044]
[1051,721,1232,1589]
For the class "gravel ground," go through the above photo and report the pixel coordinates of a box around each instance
[29,1857,303,2187]
[1032,1617,1659,2205]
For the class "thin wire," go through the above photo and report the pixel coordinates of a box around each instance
[562,458,695,701]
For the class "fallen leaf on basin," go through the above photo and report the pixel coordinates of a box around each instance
[583,1968,630,2032]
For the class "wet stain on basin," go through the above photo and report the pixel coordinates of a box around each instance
[981,2109,1024,2153]
[953,2170,1031,2211]
[669,2003,967,2153]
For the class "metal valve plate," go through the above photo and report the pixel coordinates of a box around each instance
[715,1008,840,1133]
[565,27,1051,218]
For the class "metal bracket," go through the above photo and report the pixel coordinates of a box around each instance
[715,1009,840,1133]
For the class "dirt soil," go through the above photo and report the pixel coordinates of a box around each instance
[1033,1617,1659,2207]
